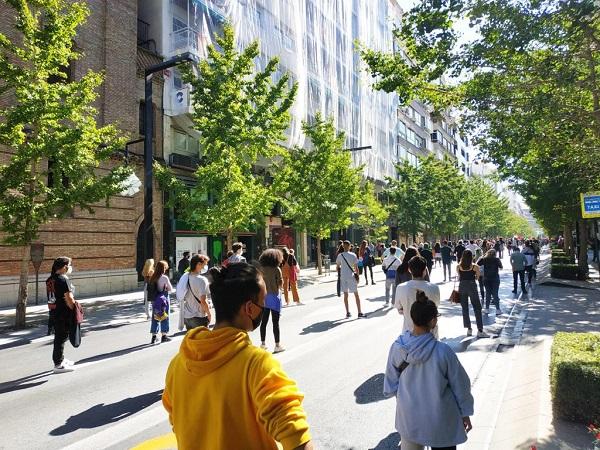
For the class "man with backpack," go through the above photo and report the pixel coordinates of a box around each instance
[382,247,402,306]
[177,254,212,331]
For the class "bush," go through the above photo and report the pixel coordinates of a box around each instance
[551,263,585,280]
[551,332,600,424]
[552,255,575,264]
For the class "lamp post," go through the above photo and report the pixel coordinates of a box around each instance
[143,52,197,264]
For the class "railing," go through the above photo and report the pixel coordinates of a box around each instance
[170,26,221,56]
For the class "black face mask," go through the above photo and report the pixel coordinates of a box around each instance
[250,302,264,331]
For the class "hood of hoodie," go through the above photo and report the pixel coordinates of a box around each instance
[395,331,437,365]
[179,326,251,376]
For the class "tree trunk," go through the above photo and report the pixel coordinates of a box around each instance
[226,227,233,252]
[577,219,589,278]
[563,222,573,257]
[15,245,31,329]
[316,237,322,275]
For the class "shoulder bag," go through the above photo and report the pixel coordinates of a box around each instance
[341,254,360,282]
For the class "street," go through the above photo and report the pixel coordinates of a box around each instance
[1,257,525,450]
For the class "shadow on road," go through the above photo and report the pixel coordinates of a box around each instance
[50,389,163,436]
[300,318,351,334]
[370,432,400,449]
[354,373,389,404]
[0,370,52,394]
[75,343,151,365]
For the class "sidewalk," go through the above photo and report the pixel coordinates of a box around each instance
[464,250,599,449]
[0,263,337,343]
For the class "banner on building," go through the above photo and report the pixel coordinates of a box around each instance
[580,192,600,219]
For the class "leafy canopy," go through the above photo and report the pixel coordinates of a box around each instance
[0,0,130,246]
[273,112,361,241]
[157,23,297,235]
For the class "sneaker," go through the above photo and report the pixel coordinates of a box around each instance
[150,335,158,345]
[295,301,306,305]
[260,343,268,350]
[161,335,172,343]
[63,358,75,366]
[511,290,517,294]
[53,364,75,373]
[273,344,285,354]
[371,281,376,285]
[346,312,351,318]
[384,301,389,306]
[477,331,490,338]
[467,329,473,337]
[496,309,502,315]
[358,313,367,318]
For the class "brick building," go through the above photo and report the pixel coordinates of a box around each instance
[0,1,165,307]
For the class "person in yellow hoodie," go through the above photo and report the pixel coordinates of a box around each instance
[163,262,313,450]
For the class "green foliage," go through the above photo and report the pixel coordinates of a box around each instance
[460,177,509,237]
[161,23,297,236]
[503,210,534,238]
[354,181,389,241]
[363,0,600,236]
[273,112,361,241]
[0,0,130,246]
[550,263,586,280]
[387,155,468,239]
[551,332,600,424]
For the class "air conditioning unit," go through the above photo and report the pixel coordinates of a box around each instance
[169,153,200,171]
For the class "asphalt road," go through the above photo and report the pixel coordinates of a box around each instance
[0,256,522,450]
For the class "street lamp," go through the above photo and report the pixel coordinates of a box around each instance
[143,52,198,264]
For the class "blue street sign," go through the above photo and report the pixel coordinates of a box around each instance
[581,192,600,219]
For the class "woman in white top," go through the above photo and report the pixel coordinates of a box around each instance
[148,260,173,344]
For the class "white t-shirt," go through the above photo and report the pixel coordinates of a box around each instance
[336,251,358,280]
[157,274,173,293]
[183,273,209,319]
[394,279,441,338]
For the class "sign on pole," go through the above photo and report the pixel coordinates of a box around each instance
[580,192,600,219]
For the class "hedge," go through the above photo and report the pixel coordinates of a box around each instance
[551,263,585,280]
[552,256,575,264]
[551,332,600,424]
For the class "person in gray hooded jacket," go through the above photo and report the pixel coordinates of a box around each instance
[384,292,474,450]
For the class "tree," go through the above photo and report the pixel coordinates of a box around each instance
[157,23,297,249]
[273,113,361,274]
[460,177,510,238]
[0,0,131,328]
[387,155,466,243]
[363,0,600,274]
[355,181,389,242]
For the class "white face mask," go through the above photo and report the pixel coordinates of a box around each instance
[66,265,73,275]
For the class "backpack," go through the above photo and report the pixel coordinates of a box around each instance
[151,284,169,322]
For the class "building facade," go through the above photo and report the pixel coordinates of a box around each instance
[0,1,165,307]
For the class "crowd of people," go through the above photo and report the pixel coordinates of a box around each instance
[44,235,543,449]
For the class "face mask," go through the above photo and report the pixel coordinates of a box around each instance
[250,303,264,331]
[67,265,73,274]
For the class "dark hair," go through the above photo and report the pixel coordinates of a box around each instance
[410,291,438,327]
[460,249,473,270]
[259,248,283,267]
[400,243,407,252]
[183,251,190,258]
[389,246,397,255]
[442,240,448,245]
[281,247,290,262]
[398,247,418,274]
[51,256,71,275]
[208,263,262,323]
[408,255,427,277]
[190,254,208,271]
[343,240,351,246]
[232,242,243,252]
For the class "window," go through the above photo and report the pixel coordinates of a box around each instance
[172,129,199,156]
[398,121,407,139]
